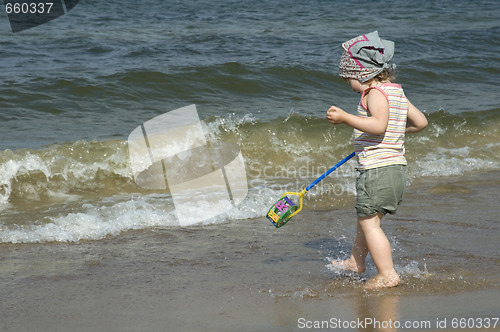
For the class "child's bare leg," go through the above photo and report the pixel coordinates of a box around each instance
[358,213,400,289]
[332,221,368,273]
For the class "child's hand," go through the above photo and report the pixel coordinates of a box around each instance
[326,106,347,125]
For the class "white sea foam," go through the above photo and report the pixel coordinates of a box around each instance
[0,188,272,243]
[0,196,173,243]
[414,149,499,177]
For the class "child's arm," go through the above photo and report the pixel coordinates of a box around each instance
[327,89,389,135]
[405,100,428,133]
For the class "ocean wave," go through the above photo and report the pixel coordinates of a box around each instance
[0,109,499,242]
[0,139,133,206]
[1,110,498,204]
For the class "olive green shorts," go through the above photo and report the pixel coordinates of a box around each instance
[355,164,407,218]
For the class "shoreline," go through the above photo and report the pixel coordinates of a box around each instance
[1,170,499,331]
[1,231,498,332]
[1,229,498,332]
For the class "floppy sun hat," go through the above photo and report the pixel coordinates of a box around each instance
[339,30,396,82]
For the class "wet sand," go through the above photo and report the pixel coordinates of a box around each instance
[1,171,499,331]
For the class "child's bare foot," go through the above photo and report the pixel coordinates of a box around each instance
[363,272,400,290]
[331,257,365,273]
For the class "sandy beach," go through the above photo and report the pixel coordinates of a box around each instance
[1,171,499,332]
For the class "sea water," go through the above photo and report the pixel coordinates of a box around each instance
[0,0,499,298]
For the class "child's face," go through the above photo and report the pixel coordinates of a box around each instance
[345,78,365,94]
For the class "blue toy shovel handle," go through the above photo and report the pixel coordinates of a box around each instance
[268,151,355,226]
[304,151,355,192]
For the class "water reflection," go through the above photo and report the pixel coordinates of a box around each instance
[355,295,400,332]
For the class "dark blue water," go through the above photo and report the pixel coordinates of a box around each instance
[0,0,499,149]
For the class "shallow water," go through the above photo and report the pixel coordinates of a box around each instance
[1,181,498,330]
[2,171,498,294]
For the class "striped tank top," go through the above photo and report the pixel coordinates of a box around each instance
[353,83,408,170]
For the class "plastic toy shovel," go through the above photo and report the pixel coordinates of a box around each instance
[266,152,355,228]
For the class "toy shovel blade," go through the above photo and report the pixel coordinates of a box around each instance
[266,191,304,228]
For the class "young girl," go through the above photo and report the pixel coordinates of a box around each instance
[326,31,427,289]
